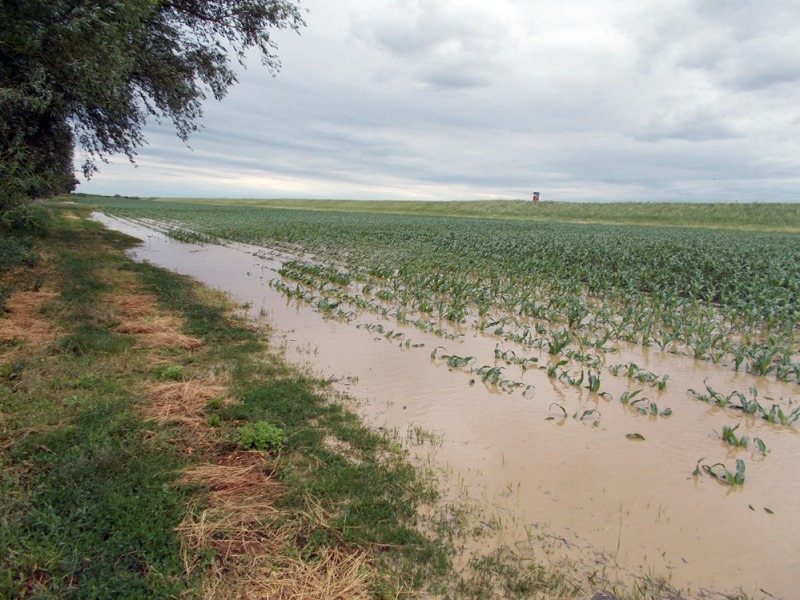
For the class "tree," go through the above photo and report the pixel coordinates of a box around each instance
[0,0,304,220]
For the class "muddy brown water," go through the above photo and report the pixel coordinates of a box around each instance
[95,213,799,598]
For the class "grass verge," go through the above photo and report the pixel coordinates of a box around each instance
[0,205,448,598]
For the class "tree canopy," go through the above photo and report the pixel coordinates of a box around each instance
[0,0,304,221]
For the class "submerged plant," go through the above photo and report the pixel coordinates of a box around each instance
[546,330,571,355]
[629,398,672,417]
[704,459,746,486]
[694,457,746,486]
[721,424,749,448]
[545,404,600,427]
[585,370,601,393]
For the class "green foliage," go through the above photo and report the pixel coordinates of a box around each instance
[0,236,38,274]
[706,459,746,486]
[690,382,800,428]
[238,421,287,452]
[0,217,197,597]
[80,197,800,387]
[0,1,304,199]
[721,424,749,448]
[2,400,192,598]
[694,458,746,486]
[0,200,51,232]
[82,196,800,232]
[158,364,185,381]
[1,223,43,314]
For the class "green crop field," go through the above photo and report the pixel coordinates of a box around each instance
[76,196,800,384]
[76,195,800,232]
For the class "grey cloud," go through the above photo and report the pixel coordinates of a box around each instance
[353,0,509,89]
[77,0,800,203]
[633,2,800,92]
[633,109,740,142]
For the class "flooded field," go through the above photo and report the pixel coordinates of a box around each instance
[94,212,799,598]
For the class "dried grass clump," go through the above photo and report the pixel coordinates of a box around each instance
[178,456,375,600]
[116,316,202,350]
[182,454,274,500]
[219,545,376,600]
[110,294,202,350]
[145,381,226,425]
[109,293,159,318]
[139,330,202,350]
[116,316,176,334]
[0,291,60,351]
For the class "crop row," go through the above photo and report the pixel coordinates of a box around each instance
[90,198,800,381]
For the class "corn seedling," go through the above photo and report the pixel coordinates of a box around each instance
[476,365,504,386]
[689,380,732,407]
[545,404,600,426]
[559,369,585,387]
[721,424,749,448]
[547,403,568,420]
[547,330,572,355]
[620,389,644,404]
[609,362,669,389]
[574,408,601,423]
[630,398,672,417]
[585,370,601,393]
[702,459,746,486]
[545,359,568,378]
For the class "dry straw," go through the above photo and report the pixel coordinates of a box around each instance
[110,294,202,349]
[0,291,61,352]
[145,381,226,426]
[178,455,375,600]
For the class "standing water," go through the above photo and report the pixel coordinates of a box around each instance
[95,213,800,598]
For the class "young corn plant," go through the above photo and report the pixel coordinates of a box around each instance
[585,370,601,393]
[544,359,568,378]
[476,365,504,386]
[702,459,746,486]
[547,330,572,355]
[760,404,800,426]
[620,389,644,404]
[430,346,475,369]
[689,380,733,407]
[721,424,749,448]
[545,404,601,427]
[748,348,777,376]
[630,398,672,417]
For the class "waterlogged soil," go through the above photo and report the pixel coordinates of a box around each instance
[95,214,800,598]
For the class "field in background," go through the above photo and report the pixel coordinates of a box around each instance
[77,194,799,382]
[74,195,800,233]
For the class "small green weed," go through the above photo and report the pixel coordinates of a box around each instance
[238,421,287,452]
[159,364,185,380]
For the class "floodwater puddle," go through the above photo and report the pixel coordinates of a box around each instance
[95,213,799,598]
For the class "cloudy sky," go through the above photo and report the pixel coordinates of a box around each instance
[77,0,800,202]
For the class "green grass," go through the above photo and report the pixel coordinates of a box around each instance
[71,194,800,232]
[1,211,195,598]
[1,205,454,598]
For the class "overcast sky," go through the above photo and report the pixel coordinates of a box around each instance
[77,0,800,202]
